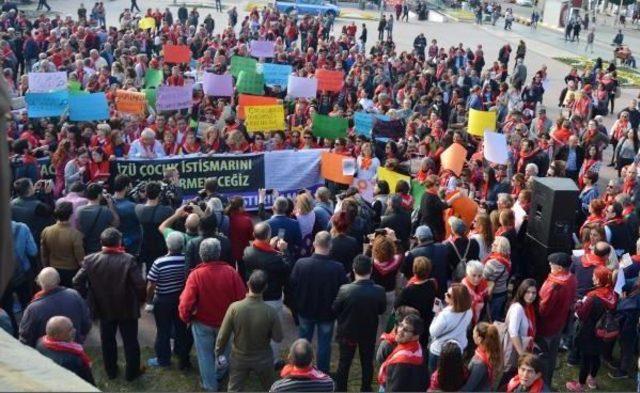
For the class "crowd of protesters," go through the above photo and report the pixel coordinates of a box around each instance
[2,0,640,392]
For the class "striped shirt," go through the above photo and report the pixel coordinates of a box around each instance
[269,377,335,392]
[147,254,186,296]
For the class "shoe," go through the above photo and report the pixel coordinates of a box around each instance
[147,358,169,367]
[566,380,584,392]
[125,366,146,382]
[609,369,630,379]
[607,163,615,167]
[559,342,570,352]
[586,376,597,390]
[604,359,620,370]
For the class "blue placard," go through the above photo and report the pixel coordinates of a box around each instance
[260,63,293,87]
[25,91,68,118]
[354,111,390,136]
[69,92,109,121]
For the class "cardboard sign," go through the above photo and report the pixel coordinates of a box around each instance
[139,16,156,30]
[28,72,67,92]
[236,70,264,95]
[468,108,497,137]
[163,44,191,64]
[69,92,109,121]
[440,143,468,176]
[145,69,164,88]
[321,152,354,185]
[230,56,258,78]
[202,73,234,97]
[250,40,275,58]
[288,75,317,99]
[245,105,285,132]
[312,113,348,139]
[483,131,508,164]
[116,90,147,115]
[377,167,411,194]
[156,84,193,111]
[259,63,292,87]
[237,94,279,119]
[25,91,68,118]
[316,69,344,92]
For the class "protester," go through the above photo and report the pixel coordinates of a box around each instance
[503,279,538,384]
[269,339,335,392]
[428,341,468,392]
[507,353,549,392]
[461,322,503,391]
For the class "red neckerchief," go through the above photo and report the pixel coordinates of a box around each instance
[517,148,539,173]
[22,152,37,165]
[495,225,514,237]
[373,255,402,277]
[474,347,494,386]
[623,205,635,217]
[481,181,490,200]
[377,339,423,386]
[587,285,617,309]
[462,276,489,324]
[551,127,572,145]
[507,375,544,393]
[361,156,372,170]
[623,178,636,195]
[605,216,625,226]
[416,169,428,183]
[483,252,511,272]
[280,365,329,381]
[41,336,91,368]
[534,116,547,133]
[252,240,278,254]
[581,253,606,268]
[525,303,536,339]
[31,288,53,302]
[380,331,397,345]
[613,119,629,140]
[101,246,125,254]
[547,270,572,286]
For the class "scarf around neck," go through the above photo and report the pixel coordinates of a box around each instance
[507,375,544,393]
[280,365,329,381]
[377,339,423,386]
[41,336,91,368]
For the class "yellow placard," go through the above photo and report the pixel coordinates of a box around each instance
[377,167,411,193]
[245,105,285,132]
[138,17,156,30]
[468,108,497,137]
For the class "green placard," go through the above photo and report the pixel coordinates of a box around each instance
[230,56,258,78]
[68,80,82,92]
[143,88,156,109]
[145,69,164,88]
[411,179,426,210]
[236,70,264,96]
[312,113,348,139]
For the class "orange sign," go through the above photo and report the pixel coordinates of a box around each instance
[237,94,279,119]
[321,152,354,185]
[163,44,191,64]
[115,90,146,115]
[441,143,467,176]
[316,69,344,92]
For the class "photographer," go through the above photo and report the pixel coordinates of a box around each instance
[76,183,120,255]
[195,177,228,206]
[158,203,205,245]
[11,177,55,248]
[112,175,141,256]
[135,182,175,273]
[161,168,184,210]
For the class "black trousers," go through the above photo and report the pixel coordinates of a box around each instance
[99,319,141,380]
[579,353,600,384]
[0,279,32,336]
[336,338,375,392]
[130,0,140,12]
[55,268,79,288]
[153,295,190,366]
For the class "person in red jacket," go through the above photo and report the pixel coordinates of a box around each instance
[536,252,577,387]
[178,237,246,392]
[225,196,254,272]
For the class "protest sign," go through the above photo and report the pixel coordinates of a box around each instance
[138,16,156,30]
[483,131,508,164]
[342,158,356,176]
[321,152,354,185]
[236,70,264,95]
[250,40,275,58]
[28,72,67,93]
[411,179,425,210]
[11,96,26,110]
[468,109,497,137]
[316,69,344,92]
[237,94,279,119]
[312,113,348,139]
[264,149,323,192]
[69,92,109,121]
[163,44,191,63]
[353,178,376,203]
[25,91,68,118]
[68,80,82,92]
[202,73,234,97]
[156,84,193,111]
[444,193,478,238]
[373,118,405,139]
[245,105,285,132]
[230,56,258,78]
[288,75,317,99]
[145,69,164,88]
[116,90,147,115]
[259,63,292,87]
[143,88,157,110]
[377,167,411,193]
[354,112,390,136]
[441,143,467,176]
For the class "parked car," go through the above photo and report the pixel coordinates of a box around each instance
[275,0,341,17]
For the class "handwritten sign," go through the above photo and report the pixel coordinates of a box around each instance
[139,16,156,30]
[163,44,191,64]
[236,71,264,96]
[116,90,147,115]
[202,73,234,97]
[28,72,68,92]
[156,83,193,111]
[354,112,390,136]
[312,113,348,139]
[245,105,285,132]
[316,69,344,92]
[468,109,497,137]
[145,69,164,88]
[288,75,317,99]
[230,56,258,78]
[237,94,279,119]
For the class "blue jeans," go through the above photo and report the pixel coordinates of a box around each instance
[191,321,229,391]
[298,317,334,373]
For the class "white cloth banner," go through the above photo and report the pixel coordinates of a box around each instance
[264,149,323,190]
[28,72,68,93]
[483,131,508,165]
[287,75,317,99]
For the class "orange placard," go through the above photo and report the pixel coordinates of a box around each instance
[237,94,279,119]
[316,69,344,92]
[163,44,191,64]
[321,152,353,185]
[115,90,146,115]
[440,143,467,176]
[444,192,479,238]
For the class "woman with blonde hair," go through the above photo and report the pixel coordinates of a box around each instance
[461,322,503,391]
[295,192,316,257]
[483,236,512,321]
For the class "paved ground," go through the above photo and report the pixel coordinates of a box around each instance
[18,0,640,356]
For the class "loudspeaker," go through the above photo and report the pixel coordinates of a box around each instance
[527,177,579,249]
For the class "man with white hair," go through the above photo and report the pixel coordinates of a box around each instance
[179,238,246,391]
[146,232,190,368]
[19,267,91,348]
[128,128,165,158]
[524,162,539,181]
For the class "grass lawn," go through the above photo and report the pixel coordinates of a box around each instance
[554,56,640,88]
[86,345,637,392]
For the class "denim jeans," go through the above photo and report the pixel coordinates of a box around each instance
[298,317,334,373]
[153,295,189,366]
[265,298,284,362]
[191,321,229,391]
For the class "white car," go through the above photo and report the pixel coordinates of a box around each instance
[515,0,533,6]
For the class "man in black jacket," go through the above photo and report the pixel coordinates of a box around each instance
[332,255,386,392]
[417,175,457,242]
[243,222,292,364]
[11,177,54,248]
[402,225,448,297]
[380,195,412,251]
[289,231,348,373]
[555,135,584,182]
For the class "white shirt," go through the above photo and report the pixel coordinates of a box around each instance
[129,139,166,158]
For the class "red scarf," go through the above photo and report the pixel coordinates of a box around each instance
[361,156,372,170]
[41,336,91,368]
[101,246,125,254]
[605,216,625,226]
[374,255,402,277]
[587,285,617,309]
[517,148,539,173]
[546,270,572,286]
[483,252,511,272]
[507,375,545,392]
[280,365,329,381]
[495,225,514,237]
[252,239,277,254]
[380,331,396,345]
[623,178,636,195]
[581,253,606,268]
[474,347,494,386]
[462,277,489,323]
[525,303,536,338]
[377,339,423,386]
